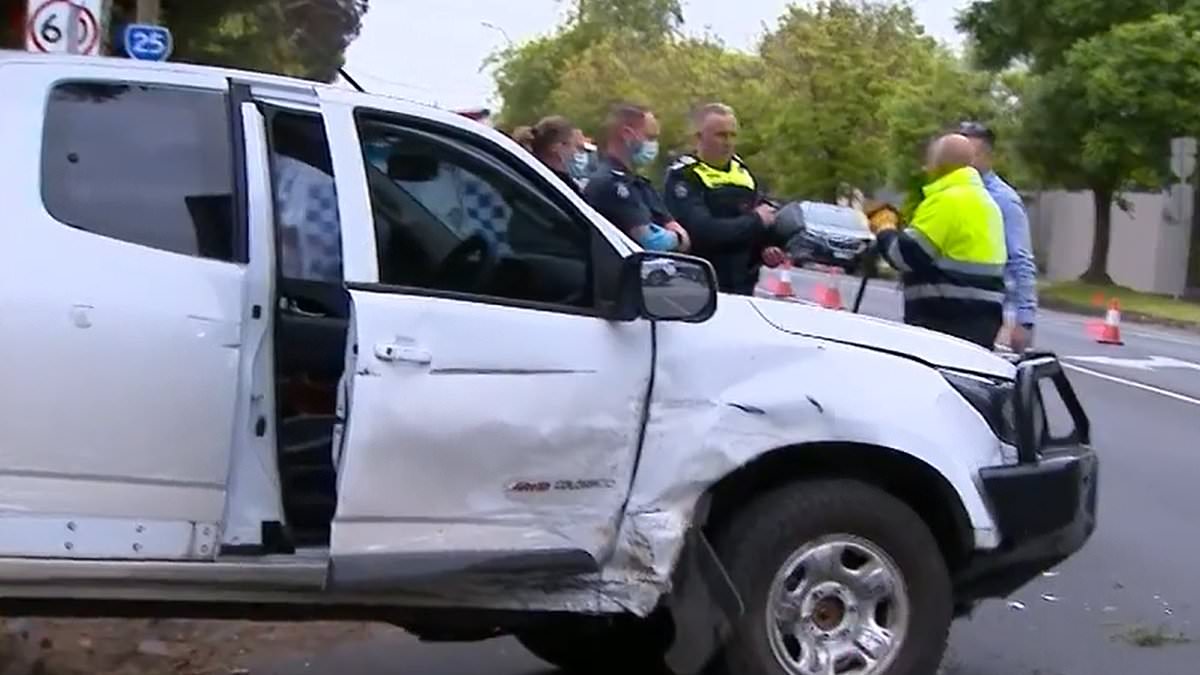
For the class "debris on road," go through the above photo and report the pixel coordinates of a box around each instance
[1111,624,1193,648]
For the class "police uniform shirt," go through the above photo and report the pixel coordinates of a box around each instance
[583,154,672,234]
[664,153,766,294]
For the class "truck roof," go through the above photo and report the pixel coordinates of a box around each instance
[0,50,435,110]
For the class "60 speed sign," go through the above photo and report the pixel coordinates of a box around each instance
[25,0,103,56]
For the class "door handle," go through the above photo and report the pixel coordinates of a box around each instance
[375,343,432,365]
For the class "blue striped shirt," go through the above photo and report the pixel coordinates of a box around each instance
[982,172,1039,325]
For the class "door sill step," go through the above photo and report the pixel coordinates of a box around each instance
[0,550,329,590]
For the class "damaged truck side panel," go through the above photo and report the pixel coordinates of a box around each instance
[389,300,1007,617]
[329,291,654,587]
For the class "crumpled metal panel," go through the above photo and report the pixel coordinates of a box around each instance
[366,298,1005,616]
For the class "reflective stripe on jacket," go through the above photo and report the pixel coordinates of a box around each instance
[877,167,1007,323]
[691,157,756,191]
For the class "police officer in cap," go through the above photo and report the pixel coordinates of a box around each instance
[584,104,691,252]
[665,103,786,295]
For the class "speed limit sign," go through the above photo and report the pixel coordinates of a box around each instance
[26,0,104,56]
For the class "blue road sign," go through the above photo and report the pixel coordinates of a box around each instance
[123,23,172,61]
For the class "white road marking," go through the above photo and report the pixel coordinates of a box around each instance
[1064,355,1200,372]
[1063,363,1200,407]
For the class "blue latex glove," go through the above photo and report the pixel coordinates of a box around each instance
[634,224,680,251]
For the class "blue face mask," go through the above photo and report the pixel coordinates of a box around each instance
[569,151,590,178]
[631,139,660,168]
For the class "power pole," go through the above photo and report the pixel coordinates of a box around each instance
[137,0,160,23]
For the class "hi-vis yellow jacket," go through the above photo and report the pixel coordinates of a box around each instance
[877,167,1008,319]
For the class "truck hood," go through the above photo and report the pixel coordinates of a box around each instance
[748,297,1016,379]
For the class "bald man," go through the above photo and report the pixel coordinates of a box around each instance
[871,134,1008,348]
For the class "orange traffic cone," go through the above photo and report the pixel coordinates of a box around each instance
[761,261,795,298]
[1097,298,1124,345]
[813,266,845,310]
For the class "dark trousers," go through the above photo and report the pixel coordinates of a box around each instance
[908,313,1003,349]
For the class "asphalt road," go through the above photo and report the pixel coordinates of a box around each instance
[257,269,1200,675]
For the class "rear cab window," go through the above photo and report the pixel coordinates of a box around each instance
[40,81,239,262]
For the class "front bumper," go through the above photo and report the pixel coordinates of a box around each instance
[954,353,1100,602]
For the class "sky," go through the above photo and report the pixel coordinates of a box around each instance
[345,0,971,110]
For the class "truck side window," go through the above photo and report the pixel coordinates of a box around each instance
[267,111,343,282]
[358,119,592,310]
[41,82,236,261]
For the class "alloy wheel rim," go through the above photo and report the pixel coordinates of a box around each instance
[765,534,910,675]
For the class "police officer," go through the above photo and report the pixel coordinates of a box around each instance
[584,104,691,252]
[873,134,1008,347]
[664,103,785,295]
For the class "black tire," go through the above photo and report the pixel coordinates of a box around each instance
[842,262,860,276]
[515,613,671,674]
[709,479,952,675]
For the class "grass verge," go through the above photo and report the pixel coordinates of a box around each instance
[1039,281,1200,330]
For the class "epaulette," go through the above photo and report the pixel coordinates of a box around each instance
[668,155,698,172]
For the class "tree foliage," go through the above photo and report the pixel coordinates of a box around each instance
[106,0,368,82]
[548,35,757,166]
[962,0,1200,283]
[489,0,683,128]
[745,0,937,200]
[881,50,1008,217]
[957,0,1191,73]
[491,0,1043,203]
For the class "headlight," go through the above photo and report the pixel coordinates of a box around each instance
[940,370,1018,445]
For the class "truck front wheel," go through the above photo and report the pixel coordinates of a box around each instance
[711,479,952,675]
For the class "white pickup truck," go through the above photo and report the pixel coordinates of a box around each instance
[0,53,1098,675]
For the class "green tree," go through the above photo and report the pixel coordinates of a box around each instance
[960,0,1200,283]
[489,0,682,128]
[108,0,368,81]
[881,53,1031,219]
[1031,15,1200,282]
[882,51,997,211]
[547,34,757,170]
[745,0,938,200]
[1084,17,1199,281]
[957,0,1191,73]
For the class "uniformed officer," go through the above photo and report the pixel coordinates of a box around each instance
[664,103,785,295]
[583,104,691,252]
[873,134,1008,347]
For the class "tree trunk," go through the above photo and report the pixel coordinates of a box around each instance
[1082,185,1115,285]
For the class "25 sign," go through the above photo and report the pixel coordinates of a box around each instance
[123,23,172,62]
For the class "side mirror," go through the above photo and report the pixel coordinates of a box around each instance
[619,252,718,323]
